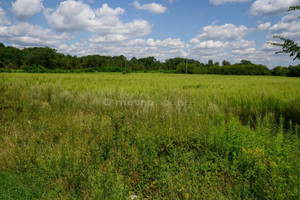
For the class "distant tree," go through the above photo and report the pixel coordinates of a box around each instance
[129,57,139,71]
[240,60,252,65]
[288,64,300,77]
[272,66,290,76]
[176,63,197,74]
[176,63,186,73]
[267,6,300,61]
[23,47,57,69]
[209,65,221,74]
[222,60,231,66]
[208,59,214,67]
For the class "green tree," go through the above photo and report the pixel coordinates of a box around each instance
[240,60,252,65]
[207,59,214,67]
[272,66,290,76]
[222,60,231,66]
[267,6,300,60]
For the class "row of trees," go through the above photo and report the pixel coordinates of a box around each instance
[0,43,299,76]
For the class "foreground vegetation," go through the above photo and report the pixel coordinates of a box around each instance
[0,73,300,199]
[1,43,300,76]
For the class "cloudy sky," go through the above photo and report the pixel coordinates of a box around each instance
[0,0,300,67]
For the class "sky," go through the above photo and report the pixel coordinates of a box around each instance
[0,0,300,67]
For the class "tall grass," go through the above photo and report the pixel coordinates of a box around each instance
[0,73,299,199]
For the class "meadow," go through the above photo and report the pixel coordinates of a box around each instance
[0,73,300,199]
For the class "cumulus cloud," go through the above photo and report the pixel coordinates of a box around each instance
[12,0,44,20]
[0,22,73,47]
[0,7,10,25]
[186,37,295,67]
[89,34,128,43]
[257,22,271,30]
[192,39,255,50]
[197,24,249,40]
[210,0,251,6]
[133,1,167,14]
[250,0,300,16]
[269,14,300,41]
[260,41,282,52]
[189,38,200,44]
[45,1,151,38]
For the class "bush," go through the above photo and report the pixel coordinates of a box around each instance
[0,68,12,73]
[82,67,96,73]
[21,65,48,73]
[103,66,123,72]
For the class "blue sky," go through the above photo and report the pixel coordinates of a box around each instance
[0,0,300,67]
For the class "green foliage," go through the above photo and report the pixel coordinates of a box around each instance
[267,36,300,60]
[208,63,271,75]
[288,64,300,77]
[176,62,208,74]
[209,65,221,74]
[208,59,214,67]
[0,68,12,73]
[288,5,300,11]
[240,59,252,65]
[272,66,289,76]
[22,65,48,73]
[272,64,300,77]
[222,60,231,66]
[0,73,299,199]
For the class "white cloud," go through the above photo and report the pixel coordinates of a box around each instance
[269,14,300,41]
[0,7,10,25]
[197,24,248,40]
[156,38,186,49]
[193,40,227,49]
[250,0,300,16]
[232,47,256,55]
[192,39,255,50]
[189,38,200,44]
[257,22,271,30]
[260,41,282,52]
[0,22,73,47]
[89,34,128,43]
[45,1,152,38]
[187,38,296,67]
[133,1,167,14]
[210,0,251,6]
[12,0,44,20]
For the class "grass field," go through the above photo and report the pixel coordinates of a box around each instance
[0,73,300,199]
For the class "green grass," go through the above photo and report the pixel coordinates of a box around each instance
[0,73,300,199]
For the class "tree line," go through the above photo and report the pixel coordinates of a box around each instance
[0,43,299,76]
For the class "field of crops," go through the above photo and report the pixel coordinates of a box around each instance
[0,73,300,199]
